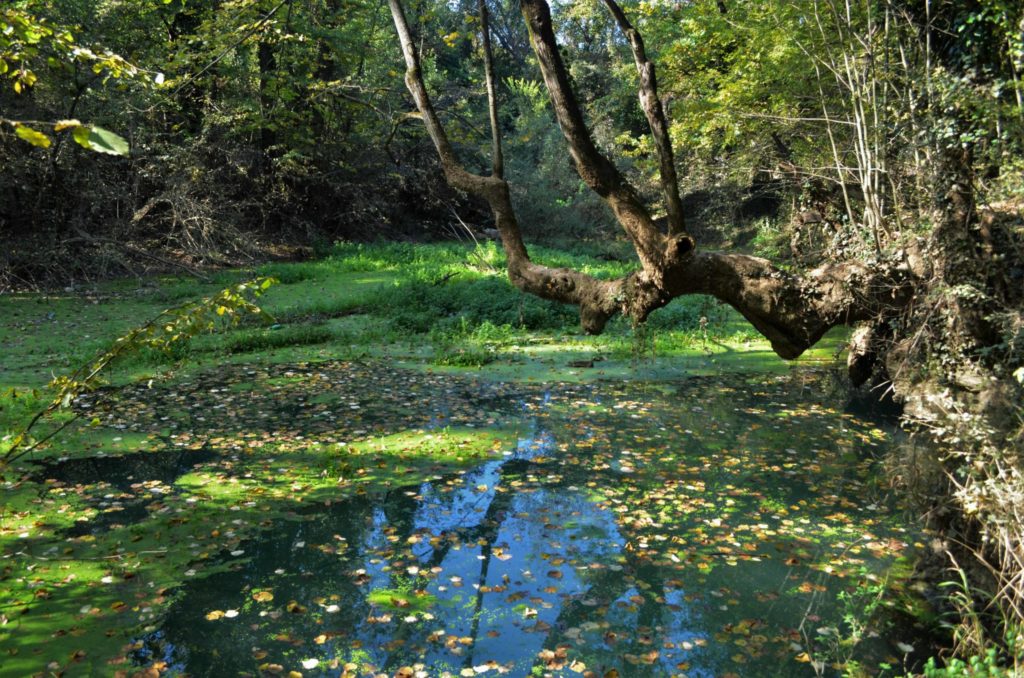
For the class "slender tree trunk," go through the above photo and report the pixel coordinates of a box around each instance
[258,39,277,171]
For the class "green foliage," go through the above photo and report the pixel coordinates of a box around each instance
[0,4,76,93]
[0,4,141,153]
[376,274,572,335]
[918,648,1013,677]
[75,124,129,155]
[216,323,334,355]
[3,117,130,155]
[428,317,514,366]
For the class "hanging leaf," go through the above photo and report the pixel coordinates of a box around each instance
[84,125,130,155]
[70,125,92,151]
[70,125,129,155]
[14,125,51,148]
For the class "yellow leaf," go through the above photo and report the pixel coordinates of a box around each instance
[54,119,82,132]
[14,124,51,148]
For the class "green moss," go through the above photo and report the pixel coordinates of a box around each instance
[367,588,438,613]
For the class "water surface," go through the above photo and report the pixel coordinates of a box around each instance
[114,366,918,677]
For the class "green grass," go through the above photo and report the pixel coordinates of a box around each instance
[0,240,846,455]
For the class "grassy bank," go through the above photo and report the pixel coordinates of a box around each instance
[1,241,842,394]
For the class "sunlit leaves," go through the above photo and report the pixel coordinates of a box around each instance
[3,118,130,156]
[72,125,130,156]
[0,5,145,94]
[13,123,50,148]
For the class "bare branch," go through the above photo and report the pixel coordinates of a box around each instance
[519,0,692,273]
[387,0,490,195]
[478,0,504,179]
[600,0,687,239]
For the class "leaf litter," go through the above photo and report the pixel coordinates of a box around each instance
[1,362,922,676]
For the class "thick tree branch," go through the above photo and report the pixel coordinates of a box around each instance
[387,0,630,333]
[660,252,913,359]
[519,0,692,275]
[600,0,687,238]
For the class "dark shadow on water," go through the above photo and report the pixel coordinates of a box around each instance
[844,384,904,425]
[30,447,217,537]
[30,446,217,489]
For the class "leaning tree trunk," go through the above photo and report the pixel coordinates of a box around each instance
[386,0,915,362]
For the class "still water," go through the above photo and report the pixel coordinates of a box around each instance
[112,365,919,677]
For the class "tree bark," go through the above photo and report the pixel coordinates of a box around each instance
[601,0,687,237]
[478,0,504,179]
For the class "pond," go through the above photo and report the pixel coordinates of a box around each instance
[8,363,922,677]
